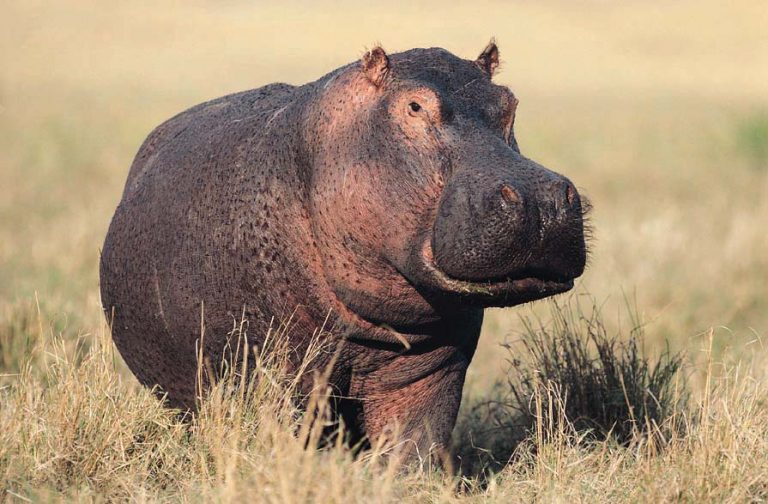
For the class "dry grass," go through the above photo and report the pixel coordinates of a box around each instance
[2,299,767,502]
[1,0,767,501]
[456,295,688,476]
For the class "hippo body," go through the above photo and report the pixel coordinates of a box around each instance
[100,43,587,459]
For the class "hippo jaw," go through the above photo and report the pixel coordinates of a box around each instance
[409,235,577,308]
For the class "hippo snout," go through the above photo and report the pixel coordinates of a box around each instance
[431,161,587,284]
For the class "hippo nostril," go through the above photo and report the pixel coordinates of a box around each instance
[500,184,521,204]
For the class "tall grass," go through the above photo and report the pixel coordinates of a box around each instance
[456,296,687,475]
[505,296,686,446]
[2,297,767,501]
[0,304,418,501]
[471,343,768,502]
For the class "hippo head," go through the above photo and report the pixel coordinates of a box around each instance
[305,42,588,329]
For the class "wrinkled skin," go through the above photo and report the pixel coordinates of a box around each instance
[100,42,587,463]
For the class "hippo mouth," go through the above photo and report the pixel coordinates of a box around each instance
[413,238,575,308]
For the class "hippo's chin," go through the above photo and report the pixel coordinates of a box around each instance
[412,238,576,308]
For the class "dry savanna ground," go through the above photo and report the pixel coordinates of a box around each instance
[1,1,767,502]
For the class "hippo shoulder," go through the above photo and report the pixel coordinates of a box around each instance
[123,83,297,198]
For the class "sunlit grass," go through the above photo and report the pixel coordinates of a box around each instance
[1,297,766,501]
[1,0,767,500]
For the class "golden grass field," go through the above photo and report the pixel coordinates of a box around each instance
[1,0,767,501]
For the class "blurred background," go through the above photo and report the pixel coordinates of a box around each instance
[1,0,767,390]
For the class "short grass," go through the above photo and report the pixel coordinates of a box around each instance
[1,0,767,501]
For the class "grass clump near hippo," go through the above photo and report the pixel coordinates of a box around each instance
[455,296,687,474]
[100,41,589,463]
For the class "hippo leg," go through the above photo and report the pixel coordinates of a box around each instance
[357,350,469,465]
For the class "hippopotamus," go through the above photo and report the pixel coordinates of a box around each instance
[100,41,588,461]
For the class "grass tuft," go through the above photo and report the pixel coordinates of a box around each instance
[456,294,688,475]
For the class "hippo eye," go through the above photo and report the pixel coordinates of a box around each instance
[408,102,422,113]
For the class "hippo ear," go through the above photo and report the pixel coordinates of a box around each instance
[361,46,390,87]
[475,39,500,77]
